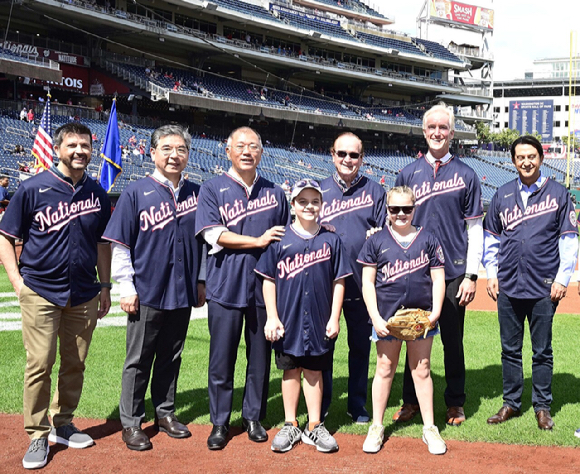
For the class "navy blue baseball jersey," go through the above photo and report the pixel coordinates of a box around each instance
[0,168,111,306]
[255,225,352,357]
[103,176,202,310]
[195,173,291,308]
[395,156,483,280]
[484,178,578,299]
[357,226,445,320]
[0,186,9,209]
[319,174,386,299]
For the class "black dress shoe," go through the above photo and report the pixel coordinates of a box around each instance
[242,418,268,443]
[155,414,191,439]
[122,426,152,451]
[207,425,229,450]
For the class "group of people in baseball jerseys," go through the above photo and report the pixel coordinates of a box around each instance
[1,102,578,469]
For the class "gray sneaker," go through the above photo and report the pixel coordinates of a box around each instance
[271,423,302,452]
[48,423,94,449]
[301,423,338,453]
[22,438,49,470]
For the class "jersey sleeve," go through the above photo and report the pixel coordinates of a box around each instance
[332,235,352,280]
[557,188,579,236]
[254,240,279,280]
[0,185,31,239]
[96,193,112,244]
[394,170,405,187]
[464,170,484,219]
[428,233,445,269]
[357,233,379,266]
[102,188,138,248]
[483,191,502,236]
[195,181,222,235]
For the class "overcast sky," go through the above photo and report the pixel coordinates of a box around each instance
[383,0,579,80]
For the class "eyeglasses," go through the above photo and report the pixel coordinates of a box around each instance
[333,150,361,160]
[231,143,261,152]
[388,206,415,215]
[159,146,188,157]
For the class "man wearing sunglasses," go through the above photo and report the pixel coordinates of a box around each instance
[394,104,484,427]
[196,127,291,450]
[319,132,387,424]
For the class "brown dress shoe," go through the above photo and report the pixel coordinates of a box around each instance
[392,403,420,423]
[487,406,520,424]
[535,410,554,430]
[155,415,192,438]
[446,406,466,426]
[122,427,152,451]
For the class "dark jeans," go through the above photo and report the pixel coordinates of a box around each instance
[497,293,557,412]
[403,275,466,408]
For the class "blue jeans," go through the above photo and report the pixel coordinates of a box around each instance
[497,293,557,412]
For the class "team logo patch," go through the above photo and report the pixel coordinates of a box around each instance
[570,211,578,227]
[436,245,445,264]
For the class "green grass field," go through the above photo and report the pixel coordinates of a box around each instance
[1,268,580,447]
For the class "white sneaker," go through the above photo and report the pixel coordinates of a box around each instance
[422,425,447,455]
[362,424,384,453]
[575,428,580,439]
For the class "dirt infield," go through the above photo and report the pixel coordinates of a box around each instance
[1,414,579,473]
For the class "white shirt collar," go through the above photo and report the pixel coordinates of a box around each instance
[426,151,452,164]
[152,169,184,196]
[227,167,259,194]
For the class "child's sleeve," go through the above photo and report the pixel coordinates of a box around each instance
[428,233,446,269]
[255,241,278,280]
[357,234,378,266]
[332,236,352,281]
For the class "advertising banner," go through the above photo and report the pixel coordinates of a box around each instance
[0,40,87,66]
[429,0,494,30]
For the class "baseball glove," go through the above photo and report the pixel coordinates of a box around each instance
[386,308,433,341]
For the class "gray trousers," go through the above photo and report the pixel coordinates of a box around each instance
[119,305,191,428]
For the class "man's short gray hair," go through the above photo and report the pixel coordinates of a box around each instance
[151,124,192,150]
[226,127,263,149]
[422,102,455,132]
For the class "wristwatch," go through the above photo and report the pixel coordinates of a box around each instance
[100,282,113,289]
[464,273,478,282]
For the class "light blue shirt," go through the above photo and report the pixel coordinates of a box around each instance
[483,173,578,286]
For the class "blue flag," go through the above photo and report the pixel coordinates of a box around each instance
[99,99,122,192]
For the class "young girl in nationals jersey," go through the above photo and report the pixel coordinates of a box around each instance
[255,180,351,454]
[357,185,447,455]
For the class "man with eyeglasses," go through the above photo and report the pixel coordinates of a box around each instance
[394,103,483,427]
[483,135,577,431]
[319,132,386,424]
[195,127,290,450]
[104,124,206,451]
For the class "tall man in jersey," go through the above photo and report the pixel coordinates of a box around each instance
[483,135,578,430]
[195,127,290,450]
[0,122,112,470]
[394,104,483,426]
[319,132,386,423]
[103,125,205,451]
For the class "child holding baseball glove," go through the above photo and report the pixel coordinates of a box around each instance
[357,185,446,455]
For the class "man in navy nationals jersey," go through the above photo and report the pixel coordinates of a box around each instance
[483,136,578,430]
[0,122,112,470]
[195,127,290,450]
[319,132,386,423]
[256,180,351,453]
[0,175,10,219]
[394,104,483,426]
[103,125,205,451]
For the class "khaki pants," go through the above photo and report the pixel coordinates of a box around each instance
[19,284,99,439]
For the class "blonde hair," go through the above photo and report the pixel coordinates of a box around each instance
[387,185,416,206]
[422,102,455,132]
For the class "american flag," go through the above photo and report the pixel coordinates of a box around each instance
[32,95,54,173]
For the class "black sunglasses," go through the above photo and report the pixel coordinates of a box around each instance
[388,206,415,215]
[333,150,361,160]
